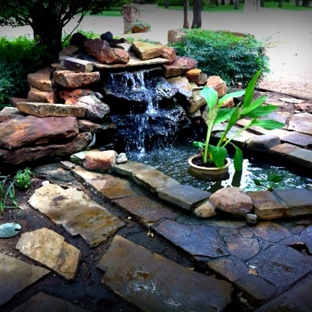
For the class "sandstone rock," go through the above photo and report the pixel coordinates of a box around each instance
[76,94,110,122]
[16,227,81,280]
[161,46,176,64]
[83,150,118,171]
[0,132,92,165]
[27,67,54,92]
[16,102,86,118]
[167,28,186,43]
[53,70,100,89]
[221,97,235,108]
[27,86,58,103]
[77,119,116,133]
[131,40,163,60]
[247,134,281,152]
[0,107,23,122]
[60,56,94,73]
[209,187,253,217]
[206,76,227,97]
[59,89,93,104]
[163,56,198,78]
[0,115,78,149]
[193,200,217,218]
[185,68,208,85]
[59,45,81,58]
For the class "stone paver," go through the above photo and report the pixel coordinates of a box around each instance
[16,228,81,280]
[98,235,232,312]
[12,292,91,312]
[0,254,50,305]
[288,112,312,135]
[28,183,125,247]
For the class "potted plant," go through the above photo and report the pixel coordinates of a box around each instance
[132,20,151,33]
[189,70,284,180]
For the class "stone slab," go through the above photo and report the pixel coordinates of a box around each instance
[250,221,291,243]
[281,131,312,148]
[248,190,287,220]
[60,56,94,73]
[154,219,229,258]
[16,227,81,280]
[12,292,90,312]
[247,245,312,289]
[114,160,155,178]
[28,183,125,247]
[16,102,87,118]
[114,195,179,225]
[254,275,312,312]
[0,254,50,305]
[288,112,312,135]
[132,169,180,193]
[158,184,211,211]
[274,188,312,217]
[287,148,312,169]
[98,235,232,312]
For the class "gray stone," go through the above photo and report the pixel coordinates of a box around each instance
[98,235,232,312]
[288,112,312,135]
[114,195,179,225]
[247,245,312,289]
[245,213,258,224]
[116,152,128,164]
[300,225,312,254]
[16,102,86,118]
[281,131,312,148]
[274,188,312,217]
[16,228,81,280]
[247,134,281,152]
[287,148,312,170]
[158,185,211,211]
[226,234,260,260]
[12,292,91,312]
[60,56,94,72]
[0,254,50,305]
[250,221,291,243]
[154,219,229,258]
[114,160,156,178]
[209,187,253,217]
[28,184,125,247]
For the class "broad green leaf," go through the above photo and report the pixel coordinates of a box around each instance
[241,70,261,110]
[214,108,234,124]
[267,174,284,182]
[244,104,279,118]
[241,95,267,115]
[252,119,284,130]
[222,106,240,137]
[201,86,218,111]
[233,145,243,171]
[218,90,245,107]
[193,141,205,148]
[209,145,227,168]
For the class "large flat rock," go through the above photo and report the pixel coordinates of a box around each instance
[16,227,81,280]
[28,183,125,247]
[98,235,232,312]
[0,254,50,305]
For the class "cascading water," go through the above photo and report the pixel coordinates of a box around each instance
[102,68,192,153]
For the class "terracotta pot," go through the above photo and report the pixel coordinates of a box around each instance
[188,155,231,181]
[132,26,149,33]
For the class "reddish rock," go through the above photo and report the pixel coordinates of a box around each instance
[27,87,59,103]
[163,56,198,78]
[206,76,227,97]
[83,150,117,171]
[167,29,186,44]
[27,67,54,92]
[185,68,208,85]
[53,70,100,89]
[0,107,24,123]
[161,46,176,64]
[59,89,93,105]
[0,132,92,165]
[0,115,78,149]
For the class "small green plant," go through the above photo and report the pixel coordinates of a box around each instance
[193,70,285,171]
[0,175,19,213]
[132,20,151,31]
[254,173,284,191]
[14,168,33,189]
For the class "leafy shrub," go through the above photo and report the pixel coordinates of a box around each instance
[169,29,270,87]
[14,168,33,189]
[0,36,49,105]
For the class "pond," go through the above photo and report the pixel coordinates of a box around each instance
[128,141,312,193]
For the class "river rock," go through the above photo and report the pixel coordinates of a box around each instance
[209,187,253,217]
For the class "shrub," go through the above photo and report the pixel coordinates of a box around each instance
[0,36,49,105]
[169,29,270,87]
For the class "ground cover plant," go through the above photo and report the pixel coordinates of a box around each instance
[169,28,270,87]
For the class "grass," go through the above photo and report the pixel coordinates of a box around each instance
[264,1,312,10]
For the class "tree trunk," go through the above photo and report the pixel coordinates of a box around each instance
[302,0,310,6]
[221,0,225,4]
[215,0,219,6]
[229,0,234,4]
[165,0,169,8]
[278,0,283,7]
[260,0,264,7]
[31,14,63,60]
[234,0,239,9]
[183,0,190,28]
[192,0,202,28]
[295,0,300,5]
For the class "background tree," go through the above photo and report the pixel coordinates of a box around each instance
[0,0,127,60]
[183,0,190,28]
[192,0,202,28]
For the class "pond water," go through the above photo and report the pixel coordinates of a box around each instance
[128,142,312,193]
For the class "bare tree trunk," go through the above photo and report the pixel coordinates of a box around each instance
[260,0,264,7]
[221,0,225,4]
[234,0,239,9]
[192,0,202,28]
[295,0,300,5]
[165,0,169,8]
[278,0,283,7]
[229,0,234,4]
[183,0,189,28]
[215,0,219,6]
[302,0,311,7]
